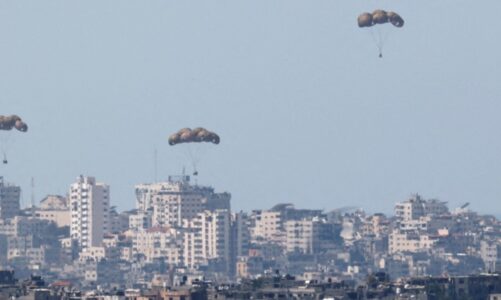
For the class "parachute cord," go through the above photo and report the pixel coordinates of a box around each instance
[185,145,200,176]
[377,26,393,57]
[192,161,198,176]
[381,28,391,52]
[377,27,384,57]
[368,29,382,57]
[0,132,13,162]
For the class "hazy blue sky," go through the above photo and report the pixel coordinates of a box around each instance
[1,0,500,214]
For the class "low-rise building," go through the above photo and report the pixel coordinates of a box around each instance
[389,229,437,254]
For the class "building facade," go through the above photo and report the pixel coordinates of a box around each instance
[135,176,230,227]
[0,177,20,220]
[69,176,110,250]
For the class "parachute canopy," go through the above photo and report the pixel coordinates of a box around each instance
[169,127,220,145]
[357,10,404,28]
[0,115,28,132]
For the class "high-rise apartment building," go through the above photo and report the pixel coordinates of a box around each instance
[0,176,20,220]
[69,176,110,250]
[231,212,250,259]
[230,212,250,276]
[183,209,231,271]
[134,175,230,227]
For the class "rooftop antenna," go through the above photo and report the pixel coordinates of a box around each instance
[30,177,35,217]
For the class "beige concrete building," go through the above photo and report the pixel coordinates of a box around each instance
[388,229,437,254]
[78,246,106,262]
[34,195,70,227]
[362,213,390,238]
[35,210,70,228]
[250,210,284,244]
[129,211,153,230]
[285,219,317,254]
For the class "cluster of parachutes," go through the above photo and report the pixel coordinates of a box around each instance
[0,115,28,132]
[357,10,404,58]
[168,127,220,146]
[358,10,404,28]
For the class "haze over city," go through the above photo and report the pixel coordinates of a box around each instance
[1,0,501,215]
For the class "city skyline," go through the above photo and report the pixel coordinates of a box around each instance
[2,171,500,293]
[1,173,496,220]
[0,173,491,218]
[2,1,501,298]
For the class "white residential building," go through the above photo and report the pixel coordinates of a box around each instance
[183,209,231,271]
[69,176,110,250]
[182,227,204,269]
[131,226,183,264]
[135,175,230,227]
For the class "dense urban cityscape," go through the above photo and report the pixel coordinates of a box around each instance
[1,174,501,299]
[2,0,501,298]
